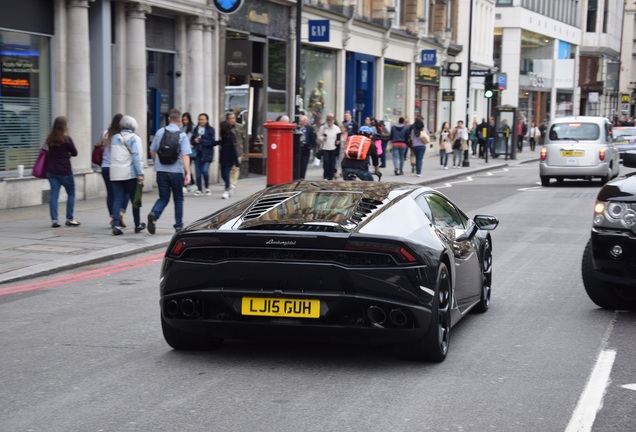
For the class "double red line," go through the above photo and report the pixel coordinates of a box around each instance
[0,252,165,296]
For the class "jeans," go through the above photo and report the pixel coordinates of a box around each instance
[342,167,374,181]
[299,145,311,179]
[453,148,462,166]
[47,173,75,222]
[392,146,407,172]
[380,141,388,166]
[151,171,185,229]
[195,158,211,191]
[221,164,232,190]
[322,149,337,180]
[412,145,425,175]
[488,137,495,157]
[440,150,448,167]
[112,178,140,228]
[101,167,128,218]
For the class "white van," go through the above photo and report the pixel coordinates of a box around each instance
[539,116,620,186]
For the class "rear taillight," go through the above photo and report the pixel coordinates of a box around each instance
[169,237,221,257]
[599,148,606,161]
[540,148,547,161]
[345,240,417,263]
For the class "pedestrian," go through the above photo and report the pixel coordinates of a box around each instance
[451,120,468,168]
[409,117,429,177]
[298,114,316,180]
[477,117,488,158]
[317,113,341,180]
[342,110,359,135]
[180,112,196,192]
[219,112,241,199]
[516,118,527,152]
[469,120,479,156]
[190,113,216,196]
[45,116,80,228]
[99,113,128,228]
[389,116,409,175]
[109,115,146,235]
[487,117,497,158]
[438,121,451,170]
[229,112,247,192]
[341,125,380,181]
[528,121,540,152]
[147,108,192,234]
[376,120,390,168]
[539,121,548,146]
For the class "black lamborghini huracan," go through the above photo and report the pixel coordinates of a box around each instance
[160,181,498,362]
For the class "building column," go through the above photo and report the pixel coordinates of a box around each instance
[186,16,205,119]
[54,0,67,117]
[203,21,214,120]
[125,2,151,144]
[66,0,92,172]
[175,15,187,113]
[113,1,127,115]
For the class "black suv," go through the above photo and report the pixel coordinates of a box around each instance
[582,151,636,309]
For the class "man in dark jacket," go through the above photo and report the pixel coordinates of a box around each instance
[341,126,379,181]
[342,110,359,135]
[390,117,410,175]
[298,115,316,180]
[477,117,488,158]
[487,116,497,158]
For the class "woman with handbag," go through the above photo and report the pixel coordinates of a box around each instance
[410,117,429,177]
[190,113,216,196]
[98,113,128,228]
[180,112,196,192]
[45,116,80,228]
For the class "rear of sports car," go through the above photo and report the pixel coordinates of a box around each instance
[159,185,441,350]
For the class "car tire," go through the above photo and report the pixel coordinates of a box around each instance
[396,263,451,362]
[541,176,550,187]
[473,239,492,314]
[161,315,224,350]
[600,171,611,185]
[581,240,636,310]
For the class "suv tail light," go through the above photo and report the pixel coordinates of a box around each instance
[599,148,606,161]
[540,148,547,161]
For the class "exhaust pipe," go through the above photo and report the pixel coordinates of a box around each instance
[166,300,179,316]
[389,309,408,327]
[367,306,386,327]
[180,299,196,317]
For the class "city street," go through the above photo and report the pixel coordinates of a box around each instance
[0,164,635,432]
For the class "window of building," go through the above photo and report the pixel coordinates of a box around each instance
[301,45,336,128]
[587,0,597,32]
[415,84,438,133]
[383,62,407,123]
[267,38,288,122]
[496,0,513,5]
[0,30,51,173]
[602,4,609,33]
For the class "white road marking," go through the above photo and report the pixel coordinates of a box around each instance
[621,384,636,391]
[565,311,619,432]
[517,185,545,191]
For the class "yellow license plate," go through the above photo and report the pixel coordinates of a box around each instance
[561,150,584,157]
[242,297,320,318]
[615,140,628,145]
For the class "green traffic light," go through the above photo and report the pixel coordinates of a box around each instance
[484,89,494,99]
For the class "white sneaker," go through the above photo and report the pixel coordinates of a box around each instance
[193,190,202,196]
[444,166,448,170]
[222,191,230,199]
[205,189,212,196]
[182,187,188,193]
[229,184,236,196]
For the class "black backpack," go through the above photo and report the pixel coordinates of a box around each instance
[157,130,181,164]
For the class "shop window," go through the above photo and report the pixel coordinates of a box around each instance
[586,0,597,32]
[302,46,336,127]
[383,62,406,123]
[0,30,51,172]
[267,38,287,121]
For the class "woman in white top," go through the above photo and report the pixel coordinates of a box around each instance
[317,113,341,180]
[528,121,540,152]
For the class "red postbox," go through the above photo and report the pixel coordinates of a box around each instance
[263,121,297,186]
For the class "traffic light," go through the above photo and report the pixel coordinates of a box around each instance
[484,74,495,99]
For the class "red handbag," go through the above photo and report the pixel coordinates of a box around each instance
[32,146,48,178]
[91,142,104,165]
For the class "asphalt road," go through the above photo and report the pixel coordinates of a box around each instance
[0,163,634,432]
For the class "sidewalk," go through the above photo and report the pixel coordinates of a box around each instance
[0,151,539,285]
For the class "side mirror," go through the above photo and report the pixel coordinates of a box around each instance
[624,151,636,168]
[455,221,479,242]
[473,215,499,231]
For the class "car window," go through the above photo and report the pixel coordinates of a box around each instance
[613,128,636,138]
[549,122,600,142]
[424,194,466,230]
[414,195,433,222]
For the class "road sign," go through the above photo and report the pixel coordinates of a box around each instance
[212,0,243,14]
[497,73,507,90]
[421,50,437,66]
[308,20,330,42]
[470,70,490,77]
[442,91,455,102]
[446,62,462,77]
